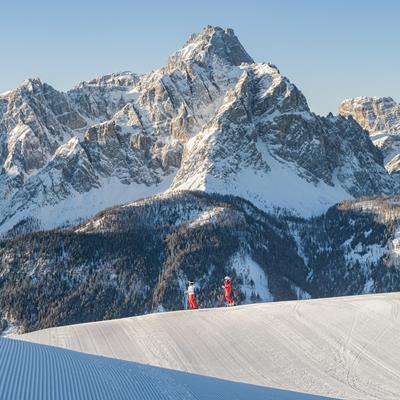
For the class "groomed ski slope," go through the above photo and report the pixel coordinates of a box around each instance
[22,293,400,400]
[1,337,327,400]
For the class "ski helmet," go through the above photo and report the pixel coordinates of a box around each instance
[224,276,230,281]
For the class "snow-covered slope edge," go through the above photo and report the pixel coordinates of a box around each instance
[21,293,400,400]
[1,337,327,400]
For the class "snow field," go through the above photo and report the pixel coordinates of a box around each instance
[0,336,328,400]
[22,293,400,399]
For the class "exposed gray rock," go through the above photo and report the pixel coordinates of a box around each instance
[172,65,395,214]
[0,78,87,175]
[339,96,400,133]
[339,96,400,174]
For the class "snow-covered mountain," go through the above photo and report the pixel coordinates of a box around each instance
[170,63,394,216]
[339,96,400,174]
[0,26,397,235]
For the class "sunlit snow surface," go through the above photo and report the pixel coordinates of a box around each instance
[22,293,400,400]
[0,174,175,235]
[0,337,328,400]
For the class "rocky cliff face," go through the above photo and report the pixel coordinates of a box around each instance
[339,97,400,133]
[339,96,400,174]
[171,64,394,215]
[0,26,398,235]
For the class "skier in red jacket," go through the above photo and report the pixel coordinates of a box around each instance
[224,276,234,306]
[187,281,198,309]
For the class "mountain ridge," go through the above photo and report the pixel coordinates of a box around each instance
[339,96,400,175]
[0,26,397,235]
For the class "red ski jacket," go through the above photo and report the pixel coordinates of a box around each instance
[224,280,234,304]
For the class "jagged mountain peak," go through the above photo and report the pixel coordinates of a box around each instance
[339,96,397,122]
[0,27,398,236]
[14,77,47,95]
[338,96,400,175]
[8,78,69,107]
[338,96,400,135]
[0,78,45,101]
[20,76,43,86]
[167,25,254,70]
[341,96,396,106]
[73,71,139,89]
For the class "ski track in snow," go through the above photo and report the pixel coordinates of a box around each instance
[0,337,328,400]
[21,293,400,400]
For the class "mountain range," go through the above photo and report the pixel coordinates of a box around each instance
[1,26,400,334]
[1,26,397,237]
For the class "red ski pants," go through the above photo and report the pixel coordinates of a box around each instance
[225,286,234,304]
[188,293,198,309]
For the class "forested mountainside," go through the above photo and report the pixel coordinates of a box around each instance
[1,191,400,334]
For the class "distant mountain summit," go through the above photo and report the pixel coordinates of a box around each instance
[339,96,400,175]
[339,96,400,133]
[0,26,397,235]
[166,25,254,69]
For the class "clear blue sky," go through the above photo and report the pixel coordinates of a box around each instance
[1,0,399,115]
